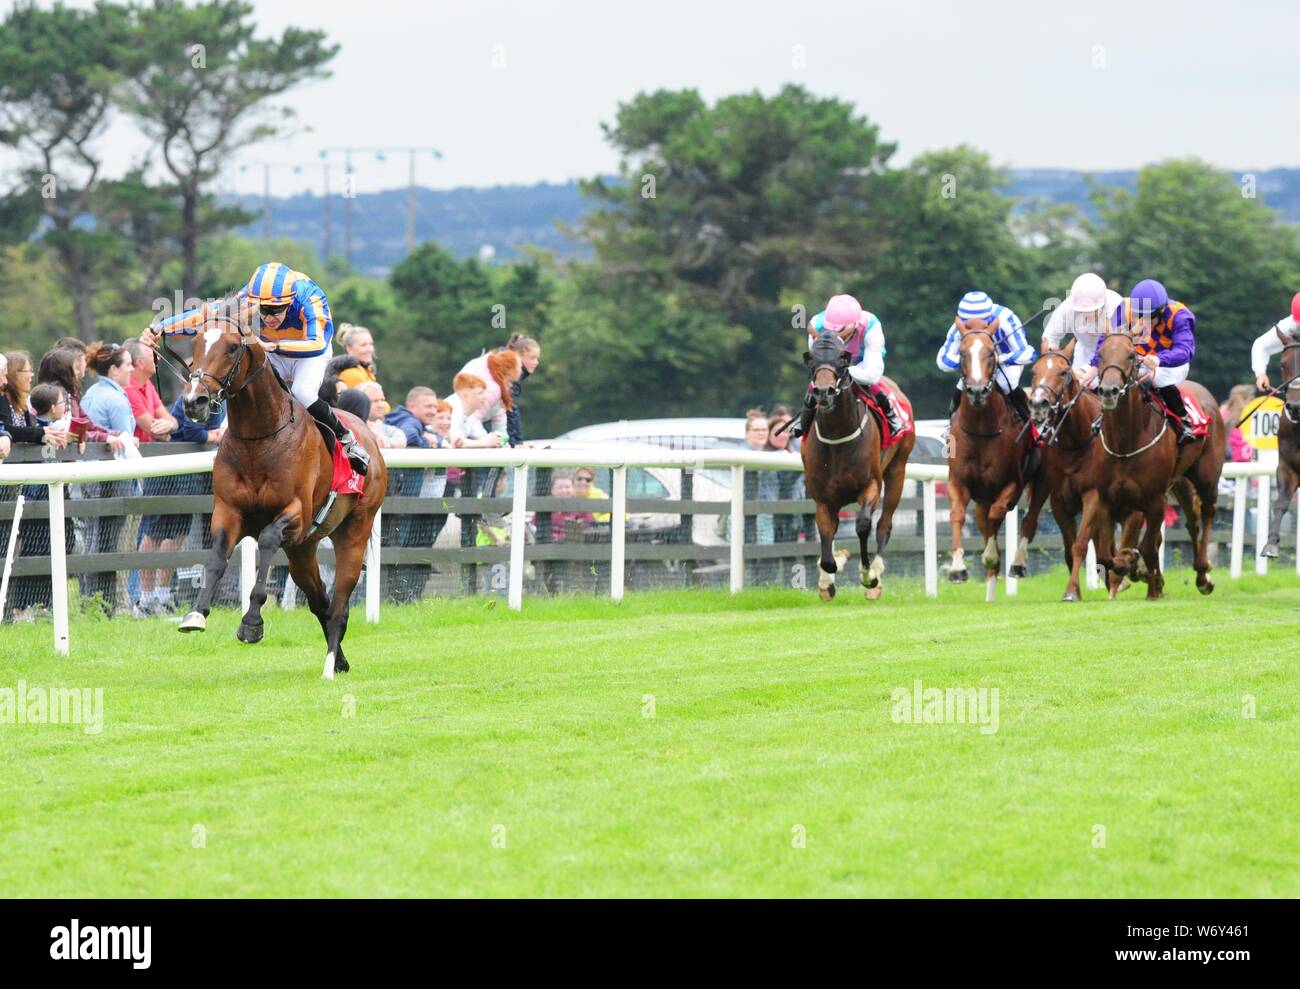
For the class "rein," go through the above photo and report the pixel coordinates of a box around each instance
[181,319,297,442]
[1237,343,1300,427]
[807,356,869,445]
[1026,353,1090,449]
[1093,337,1171,458]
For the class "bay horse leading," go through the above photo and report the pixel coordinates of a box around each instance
[801,328,915,600]
[1260,341,1300,558]
[165,313,386,678]
[945,324,1038,601]
[1066,332,1223,600]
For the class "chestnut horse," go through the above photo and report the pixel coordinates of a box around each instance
[1066,332,1224,600]
[801,328,915,600]
[946,324,1037,601]
[1261,342,1300,558]
[171,312,387,678]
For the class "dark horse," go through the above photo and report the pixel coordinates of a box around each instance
[170,312,387,678]
[946,321,1037,601]
[801,329,915,600]
[1023,346,1115,597]
[1066,332,1224,601]
[1261,342,1300,558]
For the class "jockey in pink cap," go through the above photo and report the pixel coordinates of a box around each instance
[791,293,902,439]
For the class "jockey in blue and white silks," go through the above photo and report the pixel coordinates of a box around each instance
[791,294,903,439]
[142,261,369,474]
[937,290,1035,420]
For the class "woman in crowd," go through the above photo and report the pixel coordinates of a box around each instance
[504,334,540,447]
[456,348,522,445]
[1,351,70,448]
[36,348,131,452]
[336,324,380,390]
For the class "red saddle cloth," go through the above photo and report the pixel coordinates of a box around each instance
[851,383,915,450]
[1150,387,1211,438]
[330,429,366,495]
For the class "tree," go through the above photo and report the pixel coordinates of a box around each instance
[117,0,337,301]
[1091,159,1300,399]
[578,85,897,412]
[0,0,135,339]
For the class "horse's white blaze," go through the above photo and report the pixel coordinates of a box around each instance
[203,326,223,348]
[321,652,335,680]
[1013,536,1029,567]
[968,339,986,384]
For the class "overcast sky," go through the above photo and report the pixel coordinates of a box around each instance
[4,0,1299,196]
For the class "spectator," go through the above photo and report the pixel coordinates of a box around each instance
[456,349,521,445]
[163,394,226,613]
[124,341,178,444]
[1221,384,1256,463]
[29,383,68,427]
[742,408,773,546]
[385,386,438,449]
[358,382,405,448]
[447,373,503,449]
[428,399,453,449]
[504,333,541,447]
[0,356,11,463]
[574,467,611,524]
[337,387,371,423]
[80,342,140,610]
[382,386,439,602]
[336,324,379,389]
[765,404,807,545]
[319,354,362,407]
[547,471,593,542]
[2,351,70,448]
[37,347,124,450]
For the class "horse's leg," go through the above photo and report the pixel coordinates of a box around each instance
[319,521,369,680]
[1167,477,1208,595]
[947,481,970,582]
[1138,505,1166,600]
[1011,478,1049,578]
[1262,463,1297,559]
[236,514,293,644]
[1051,493,1077,574]
[973,501,998,602]
[1065,490,1102,602]
[179,502,243,633]
[1110,512,1145,597]
[856,490,878,600]
[284,544,342,672]
[870,459,907,596]
[1189,466,1221,595]
[814,502,845,601]
[982,481,1019,573]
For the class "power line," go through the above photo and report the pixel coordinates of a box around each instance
[318,147,443,266]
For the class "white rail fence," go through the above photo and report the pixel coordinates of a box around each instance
[0,449,1292,655]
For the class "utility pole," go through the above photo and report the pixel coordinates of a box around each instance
[322,159,332,260]
[236,161,304,242]
[318,146,443,266]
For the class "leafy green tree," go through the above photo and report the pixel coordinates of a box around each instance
[117,0,337,301]
[0,0,135,339]
[1091,158,1300,398]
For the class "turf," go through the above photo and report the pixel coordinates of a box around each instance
[1,568,1297,898]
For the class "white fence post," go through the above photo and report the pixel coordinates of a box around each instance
[1159,521,1166,572]
[0,493,24,620]
[1086,541,1099,590]
[923,479,937,598]
[49,482,69,655]
[238,537,255,616]
[730,465,744,594]
[1255,474,1270,576]
[1005,503,1018,596]
[365,505,381,622]
[611,465,626,603]
[1230,476,1247,579]
[508,465,528,611]
[1295,489,1300,577]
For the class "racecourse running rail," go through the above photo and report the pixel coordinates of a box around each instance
[0,447,1292,655]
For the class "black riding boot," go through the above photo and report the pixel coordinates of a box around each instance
[873,387,904,434]
[1158,385,1197,446]
[308,398,370,475]
[1006,387,1033,424]
[948,386,963,417]
[790,392,817,439]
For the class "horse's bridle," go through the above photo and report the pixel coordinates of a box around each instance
[958,328,1002,402]
[183,317,295,441]
[1281,343,1300,424]
[1027,352,1088,448]
[1096,334,1143,401]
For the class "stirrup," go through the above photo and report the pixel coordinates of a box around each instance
[342,434,370,474]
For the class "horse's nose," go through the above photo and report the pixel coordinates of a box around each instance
[1028,394,1048,419]
[1097,383,1118,401]
[184,394,210,423]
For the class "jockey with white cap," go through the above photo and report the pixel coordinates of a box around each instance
[1041,272,1124,381]
[791,293,903,439]
[937,290,1035,421]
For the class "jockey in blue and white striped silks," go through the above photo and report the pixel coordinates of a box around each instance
[937,291,1036,419]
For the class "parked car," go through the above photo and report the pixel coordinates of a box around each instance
[556,417,750,450]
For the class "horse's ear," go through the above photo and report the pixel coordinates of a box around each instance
[988,316,1001,335]
[1061,339,1076,362]
[837,351,851,370]
[954,317,968,335]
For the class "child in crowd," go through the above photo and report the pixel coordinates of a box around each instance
[448,373,504,449]
[29,383,70,429]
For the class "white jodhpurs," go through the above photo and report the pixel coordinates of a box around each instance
[268,351,329,407]
[1145,362,1190,389]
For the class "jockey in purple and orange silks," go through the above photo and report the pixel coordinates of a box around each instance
[791,294,903,439]
[1089,278,1198,446]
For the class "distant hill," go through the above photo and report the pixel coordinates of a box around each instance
[227,168,1300,278]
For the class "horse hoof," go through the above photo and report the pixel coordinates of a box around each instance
[1060,591,1078,603]
[981,556,999,571]
[864,585,883,601]
[1117,578,1132,593]
[819,584,836,602]
[1261,544,1279,559]
[1197,579,1215,596]
[178,612,206,633]
[948,569,968,583]
[1009,564,1027,579]
[335,655,350,673]
[236,621,264,644]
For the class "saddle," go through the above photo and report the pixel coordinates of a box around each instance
[849,382,914,450]
[1146,385,1210,439]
